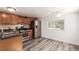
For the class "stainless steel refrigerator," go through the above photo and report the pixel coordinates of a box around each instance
[30,20,41,39]
[34,20,41,38]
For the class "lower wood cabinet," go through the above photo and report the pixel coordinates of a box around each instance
[28,29,33,40]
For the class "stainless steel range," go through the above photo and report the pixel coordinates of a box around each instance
[16,25,30,42]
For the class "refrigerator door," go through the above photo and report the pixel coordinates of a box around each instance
[34,20,41,38]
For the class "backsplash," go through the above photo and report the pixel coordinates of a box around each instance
[0,24,30,29]
[0,25,16,29]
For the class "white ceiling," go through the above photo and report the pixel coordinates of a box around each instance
[0,7,79,18]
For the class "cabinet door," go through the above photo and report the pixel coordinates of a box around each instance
[12,15,22,25]
[25,18,30,25]
[28,30,33,40]
[20,18,26,25]
[1,13,11,25]
[17,16,22,24]
[25,17,32,25]
[0,13,2,24]
[12,15,18,25]
[11,15,16,25]
[18,17,33,25]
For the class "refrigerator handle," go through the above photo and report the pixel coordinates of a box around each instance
[36,25,38,28]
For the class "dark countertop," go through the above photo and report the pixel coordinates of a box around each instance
[0,29,32,40]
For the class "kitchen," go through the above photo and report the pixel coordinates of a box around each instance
[0,7,79,51]
[0,8,41,51]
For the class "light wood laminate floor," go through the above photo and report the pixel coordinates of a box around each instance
[23,38,79,51]
[0,36,22,51]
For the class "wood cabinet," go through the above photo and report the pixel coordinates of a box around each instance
[0,13,2,24]
[28,29,33,40]
[20,18,25,25]
[26,18,32,25]
[12,15,21,25]
[17,16,22,24]
[0,12,35,25]
[0,12,22,25]
[20,17,32,25]
[0,12,11,25]
[20,18,26,25]
[11,15,16,25]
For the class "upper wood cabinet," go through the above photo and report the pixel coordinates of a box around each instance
[0,12,12,25]
[0,12,35,25]
[20,17,33,25]
[0,12,22,25]
[12,15,18,25]
[20,18,26,24]
[0,13,2,24]
[19,18,30,25]
[11,15,32,25]
[26,18,32,25]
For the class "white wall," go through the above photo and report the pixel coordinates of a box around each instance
[40,13,79,45]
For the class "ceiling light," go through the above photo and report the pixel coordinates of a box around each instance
[7,7,16,12]
[57,14,62,17]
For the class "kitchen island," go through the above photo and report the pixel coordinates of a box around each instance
[0,35,23,51]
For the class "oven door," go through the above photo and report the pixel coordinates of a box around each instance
[21,31,29,41]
